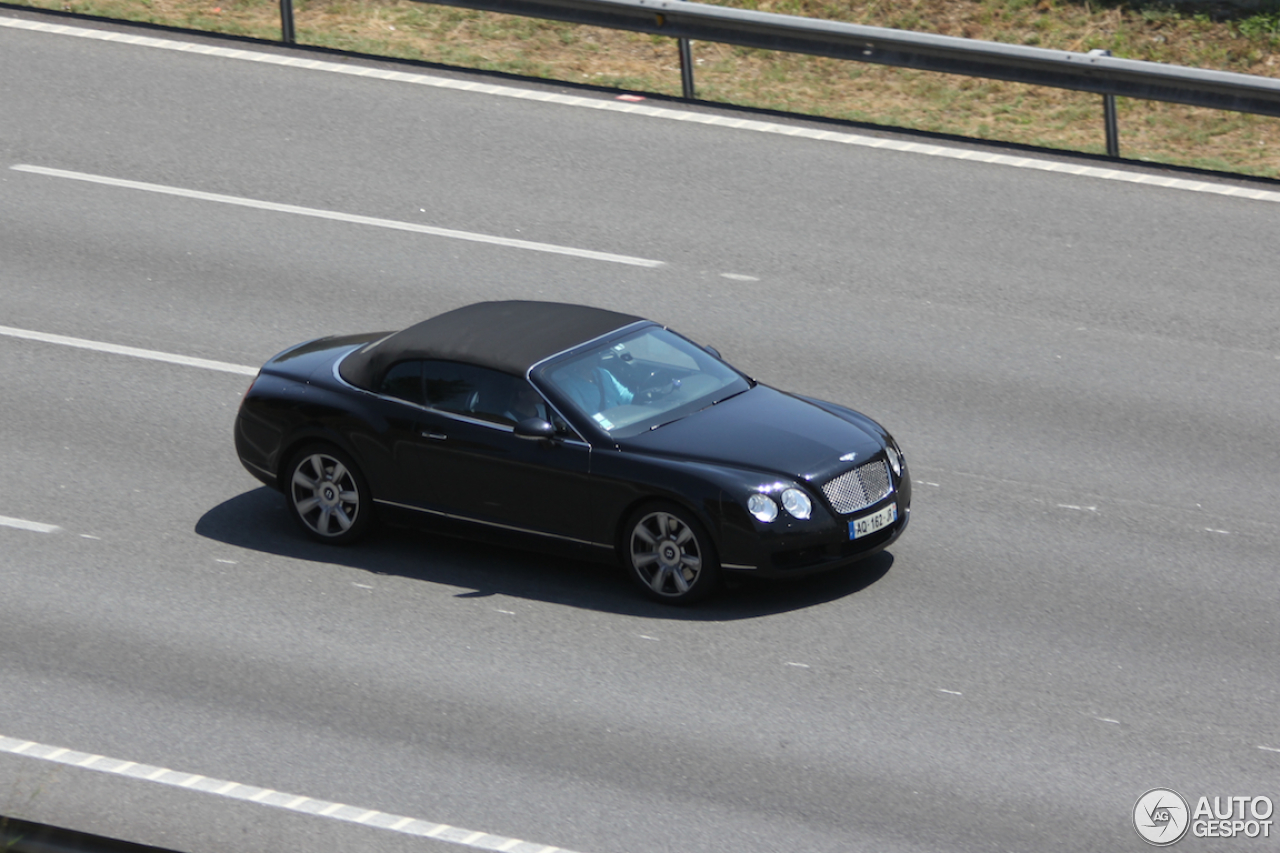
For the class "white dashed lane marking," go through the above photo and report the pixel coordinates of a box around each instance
[0,734,587,853]
[4,16,1279,204]
[0,324,257,376]
[0,515,61,533]
[10,164,665,268]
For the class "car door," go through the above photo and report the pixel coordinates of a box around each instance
[403,362,601,547]
[345,359,434,505]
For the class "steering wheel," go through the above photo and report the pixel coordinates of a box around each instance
[638,373,680,403]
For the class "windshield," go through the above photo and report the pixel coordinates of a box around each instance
[535,325,750,438]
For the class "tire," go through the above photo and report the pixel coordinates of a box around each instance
[622,503,720,604]
[284,444,373,545]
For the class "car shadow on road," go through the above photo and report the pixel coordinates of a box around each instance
[195,488,893,620]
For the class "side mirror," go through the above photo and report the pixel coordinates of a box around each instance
[514,417,556,440]
[703,344,722,359]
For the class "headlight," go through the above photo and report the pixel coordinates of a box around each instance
[885,442,902,477]
[780,488,811,520]
[747,494,778,523]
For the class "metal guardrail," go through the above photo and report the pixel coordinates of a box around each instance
[275,0,1280,157]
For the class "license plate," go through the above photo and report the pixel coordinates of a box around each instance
[849,503,897,540]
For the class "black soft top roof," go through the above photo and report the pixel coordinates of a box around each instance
[339,301,645,388]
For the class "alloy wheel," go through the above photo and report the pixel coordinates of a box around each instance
[289,451,362,539]
[629,510,707,599]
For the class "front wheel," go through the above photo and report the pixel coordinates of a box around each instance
[284,444,373,544]
[622,503,720,604]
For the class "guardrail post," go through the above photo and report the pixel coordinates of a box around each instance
[678,0,695,98]
[1103,89,1120,157]
[679,37,695,98]
[280,0,296,44]
[1089,49,1119,157]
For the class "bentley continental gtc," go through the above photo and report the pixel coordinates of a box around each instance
[234,301,910,603]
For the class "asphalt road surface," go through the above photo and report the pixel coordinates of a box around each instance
[2,11,1278,853]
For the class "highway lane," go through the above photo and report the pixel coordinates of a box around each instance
[3,11,1279,853]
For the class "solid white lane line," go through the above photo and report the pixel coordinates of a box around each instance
[0,324,258,376]
[4,16,1279,204]
[10,164,665,268]
[0,733,591,853]
[0,515,61,534]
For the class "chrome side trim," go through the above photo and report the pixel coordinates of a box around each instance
[333,355,377,394]
[721,563,757,570]
[240,457,276,479]
[333,356,589,442]
[373,499,613,549]
[431,409,515,432]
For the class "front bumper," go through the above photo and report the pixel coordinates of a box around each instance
[718,470,912,578]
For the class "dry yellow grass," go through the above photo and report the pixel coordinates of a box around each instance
[16,0,1280,176]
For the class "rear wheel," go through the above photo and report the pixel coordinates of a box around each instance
[622,503,720,604]
[284,444,372,544]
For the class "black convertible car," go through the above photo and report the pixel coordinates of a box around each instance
[235,301,910,603]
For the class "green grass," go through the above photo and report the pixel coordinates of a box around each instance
[9,0,1280,176]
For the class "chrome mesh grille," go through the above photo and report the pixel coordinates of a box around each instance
[822,459,892,515]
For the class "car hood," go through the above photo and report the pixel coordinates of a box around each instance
[621,385,885,483]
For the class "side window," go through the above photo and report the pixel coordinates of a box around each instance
[422,361,471,409]
[422,362,531,426]
[380,361,424,403]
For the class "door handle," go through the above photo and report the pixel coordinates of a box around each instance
[422,432,447,441]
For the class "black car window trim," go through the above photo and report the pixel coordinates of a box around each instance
[332,358,589,444]
[378,396,591,447]
[425,405,588,445]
